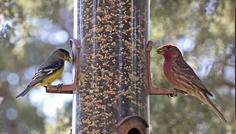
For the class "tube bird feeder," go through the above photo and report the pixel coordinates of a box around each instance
[46,0,176,133]
[73,0,150,133]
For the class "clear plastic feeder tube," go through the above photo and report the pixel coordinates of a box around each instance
[73,0,149,133]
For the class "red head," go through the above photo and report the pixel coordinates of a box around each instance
[156,44,182,60]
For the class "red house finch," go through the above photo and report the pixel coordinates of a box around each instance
[156,44,227,122]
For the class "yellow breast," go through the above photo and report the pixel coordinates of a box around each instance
[35,65,64,87]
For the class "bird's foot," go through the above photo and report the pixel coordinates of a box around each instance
[57,83,63,92]
[167,89,177,98]
[167,88,189,97]
[174,88,188,95]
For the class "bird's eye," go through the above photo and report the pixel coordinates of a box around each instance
[166,46,171,49]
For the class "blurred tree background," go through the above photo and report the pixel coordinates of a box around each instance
[0,0,235,134]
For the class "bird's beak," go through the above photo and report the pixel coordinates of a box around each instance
[156,47,165,55]
[67,56,72,63]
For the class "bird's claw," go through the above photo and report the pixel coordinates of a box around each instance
[167,88,179,98]
[57,83,63,92]
[167,91,177,98]
[174,88,188,95]
[167,94,177,98]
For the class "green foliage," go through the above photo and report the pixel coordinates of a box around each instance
[45,108,71,134]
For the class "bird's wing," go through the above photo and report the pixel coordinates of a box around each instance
[16,58,64,98]
[39,54,55,69]
[33,58,64,81]
[174,59,213,97]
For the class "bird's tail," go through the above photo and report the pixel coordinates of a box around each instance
[199,92,228,123]
[16,85,34,98]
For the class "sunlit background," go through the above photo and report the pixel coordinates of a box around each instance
[0,0,235,134]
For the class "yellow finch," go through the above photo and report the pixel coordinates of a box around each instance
[16,48,72,98]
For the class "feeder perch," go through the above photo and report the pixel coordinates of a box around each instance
[146,41,177,96]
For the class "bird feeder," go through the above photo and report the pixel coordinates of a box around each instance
[74,0,150,133]
[45,0,177,133]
